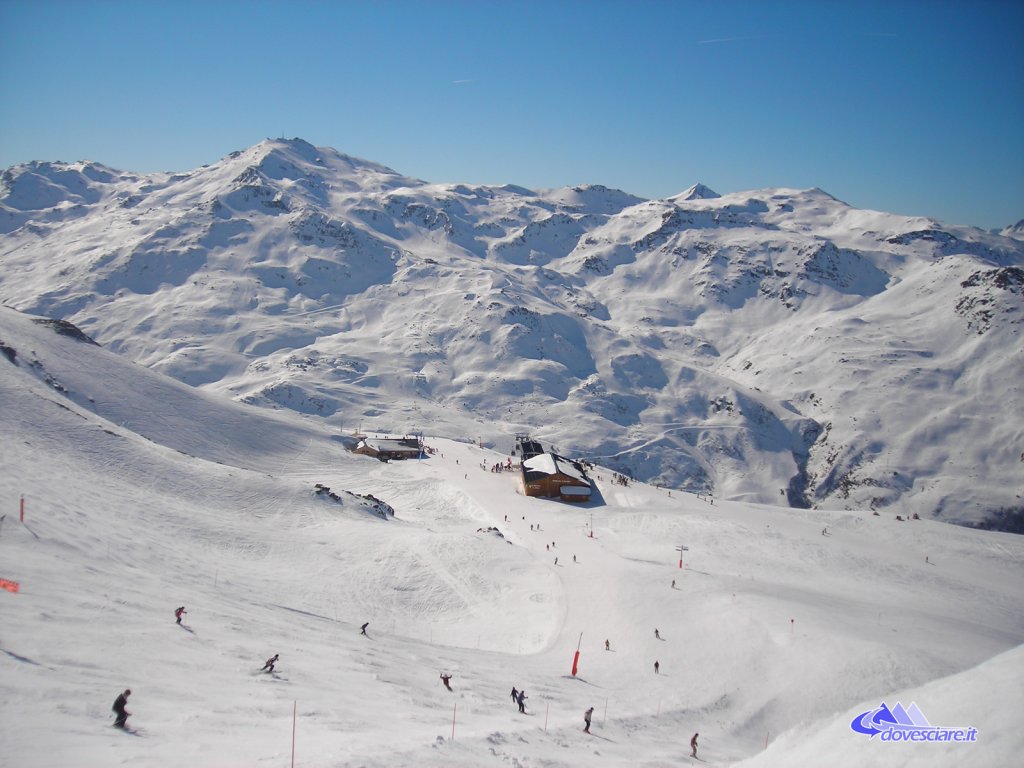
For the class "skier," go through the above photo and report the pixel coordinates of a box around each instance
[655,628,661,640]
[175,606,187,625]
[510,686,518,703]
[360,622,369,635]
[517,689,527,713]
[605,639,610,651]
[671,580,675,589]
[440,673,452,691]
[584,706,594,733]
[690,732,699,757]
[554,557,558,565]
[654,660,660,674]
[261,653,279,672]
[111,688,131,728]
[573,554,577,563]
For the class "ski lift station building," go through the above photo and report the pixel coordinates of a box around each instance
[521,453,593,502]
[353,436,422,461]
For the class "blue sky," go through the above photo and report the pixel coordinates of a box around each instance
[1,0,1022,229]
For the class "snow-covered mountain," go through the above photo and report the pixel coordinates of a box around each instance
[1002,219,1024,240]
[1,138,1021,530]
[1,305,1021,768]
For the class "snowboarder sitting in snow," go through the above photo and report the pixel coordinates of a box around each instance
[584,706,594,733]
[262,654,279,672]
[175,606,187,625]
[440,673,452,691]
[112,688,131,728]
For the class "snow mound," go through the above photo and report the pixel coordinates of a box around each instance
[733,644,1024,768]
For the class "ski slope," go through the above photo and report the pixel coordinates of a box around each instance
[1,307,1022,767]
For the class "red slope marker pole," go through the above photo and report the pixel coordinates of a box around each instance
[291,701,296,768]
[20,496,25,523]
[571,631,582,676]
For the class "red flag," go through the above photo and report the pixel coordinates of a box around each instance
[571,650,580,676]
[0,578,20,593]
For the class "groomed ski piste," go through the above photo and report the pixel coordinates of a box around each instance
[1,306,1022,767]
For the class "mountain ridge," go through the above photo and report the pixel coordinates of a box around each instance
[1,138,1021,530]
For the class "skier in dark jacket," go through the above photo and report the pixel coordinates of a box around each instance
[517,689,527,713]
[112,688,131,728]
[262,654,279,672]
[511,686,518,703]
[584,706,594,733]
[691,732,699,757]
[440,673,452,691]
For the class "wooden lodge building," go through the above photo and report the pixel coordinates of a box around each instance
[352,436,422,461]
[521,452,593,502]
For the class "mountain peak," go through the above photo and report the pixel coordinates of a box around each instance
[671,183,720,202]
[227,138,403,182]
[1001,218,1024,240]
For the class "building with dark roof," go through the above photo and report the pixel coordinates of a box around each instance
[521,452,592,502]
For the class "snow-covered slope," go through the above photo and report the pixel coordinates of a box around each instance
[1,139,1022,529]
[1,306,1021,767]
[734,643,1024,768]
